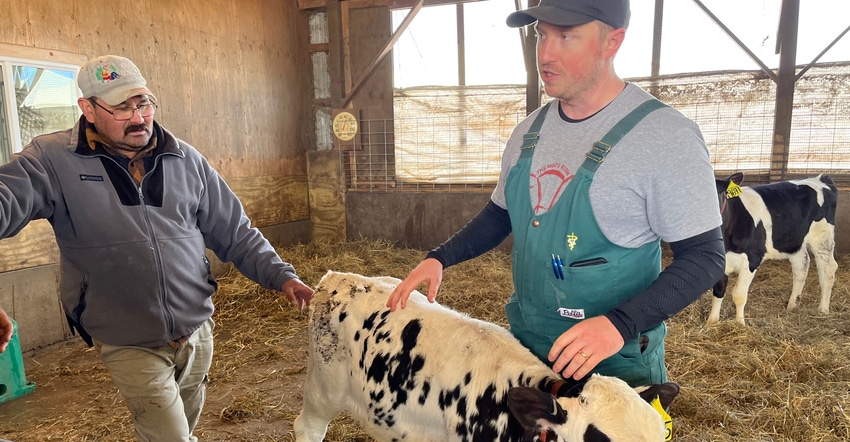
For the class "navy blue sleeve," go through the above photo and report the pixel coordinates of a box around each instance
[604,226,726,341]
[425,200,512,268]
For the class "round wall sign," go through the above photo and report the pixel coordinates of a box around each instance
[332,112,358,141]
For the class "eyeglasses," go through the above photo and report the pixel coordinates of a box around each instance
[91,98,157,121]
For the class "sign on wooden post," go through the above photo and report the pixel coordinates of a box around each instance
[332,109,361,151]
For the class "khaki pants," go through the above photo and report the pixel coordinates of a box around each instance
[95,318,215,442]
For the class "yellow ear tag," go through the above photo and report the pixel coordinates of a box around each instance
[726,181,742,199]
[650,396,673,441]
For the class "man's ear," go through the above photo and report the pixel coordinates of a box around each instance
[78,97,96,123]
[604,26,626,59]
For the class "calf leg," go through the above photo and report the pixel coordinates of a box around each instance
[812,241,838,314]
[294,357,347,442]
[730,268,757,325]
[294,386,343,442]
[707,276,728,325]
[785,251,810,311]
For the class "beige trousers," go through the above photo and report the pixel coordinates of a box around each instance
[95,318,215,442]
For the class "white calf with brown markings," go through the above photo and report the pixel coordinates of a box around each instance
[295,271,678,442]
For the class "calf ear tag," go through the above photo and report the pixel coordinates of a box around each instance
[726,181,742,199]
[650,396,673,441]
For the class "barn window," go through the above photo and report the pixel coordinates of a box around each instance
[0,55,81,164]
[390,0,526,187]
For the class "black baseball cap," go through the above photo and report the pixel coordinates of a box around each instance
[507,0,630,29]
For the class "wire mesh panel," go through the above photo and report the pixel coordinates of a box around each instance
[638,63,850,183]
[339,63,850,191]
[343,118,397,191]
[342,85,526,192]
[641,71,777,173]
[786,64,850,175]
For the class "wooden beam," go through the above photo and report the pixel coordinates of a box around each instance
[0,42,87,66]
[342,2,353,95]
[298,0,489,11]
[298,0,327,10]
[310,43,330,53]
[795,23,850,79]
[516,0,540,114]
[342,0,425,107]
[691,0,778,83]
[648,0,663,97]
[327,1,346,108]
[388,0,488,9]
[457,3,465,86]
[769,0,800,182]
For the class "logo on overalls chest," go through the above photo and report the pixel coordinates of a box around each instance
[567,232,578,250]
[530,164,573,215]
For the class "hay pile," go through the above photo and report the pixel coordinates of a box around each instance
[1,239,848,441]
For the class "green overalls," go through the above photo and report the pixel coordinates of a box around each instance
[504,99,668,387]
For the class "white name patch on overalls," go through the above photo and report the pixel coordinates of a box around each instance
[557,308,586,320]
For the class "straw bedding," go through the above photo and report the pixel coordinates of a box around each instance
[1,239,848,441]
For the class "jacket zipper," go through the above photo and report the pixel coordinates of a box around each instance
[98,153,177,342]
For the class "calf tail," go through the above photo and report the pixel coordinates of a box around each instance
[818,175,838,225]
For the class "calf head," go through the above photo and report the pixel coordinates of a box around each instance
[508,375,679,442]
[713,172,745,298]
[715,171,745,218]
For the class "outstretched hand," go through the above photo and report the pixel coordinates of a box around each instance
[548,315,625,380]
[386,258,444,311]
[0,306,13,353]
[282,278,314,310]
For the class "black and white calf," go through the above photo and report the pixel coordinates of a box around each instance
[295,271,679,442]
[709,172,838,325]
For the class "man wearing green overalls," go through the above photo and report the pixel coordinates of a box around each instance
[388,0,725,388]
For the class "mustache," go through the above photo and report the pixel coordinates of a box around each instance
[125,124,148,135]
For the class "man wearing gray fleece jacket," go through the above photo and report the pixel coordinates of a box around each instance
[0,55,313,441]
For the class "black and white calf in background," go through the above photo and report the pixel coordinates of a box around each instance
[295,271,679,442]
[709,172,838,325]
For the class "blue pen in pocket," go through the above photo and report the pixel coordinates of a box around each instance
[551,254,564,280]
[555,255,564,279]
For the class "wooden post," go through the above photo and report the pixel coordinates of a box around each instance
[307,0,348,242]
[769,0,799,182]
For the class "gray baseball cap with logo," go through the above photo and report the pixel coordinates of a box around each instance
[507,0,630,29]
[77,55,156,106]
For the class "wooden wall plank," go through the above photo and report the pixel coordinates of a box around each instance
[307,151,346,242]
[0,221,59,273]
[228,175,311,228]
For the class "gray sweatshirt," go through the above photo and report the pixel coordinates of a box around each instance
[0,118,298,347]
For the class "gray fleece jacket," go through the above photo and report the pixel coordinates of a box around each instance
[0,118,298,347]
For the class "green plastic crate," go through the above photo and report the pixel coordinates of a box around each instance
[0,318,36,404]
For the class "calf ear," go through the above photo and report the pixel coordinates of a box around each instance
[507,387,567,430]
[637,382,680,410]
[731,171,745,186]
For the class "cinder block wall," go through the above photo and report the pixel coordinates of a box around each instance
[346,189,850,255]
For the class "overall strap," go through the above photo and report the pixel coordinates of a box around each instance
[519,101,554,158]
[582,98,668,172]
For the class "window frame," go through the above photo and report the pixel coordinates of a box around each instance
[0,44,86,159]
